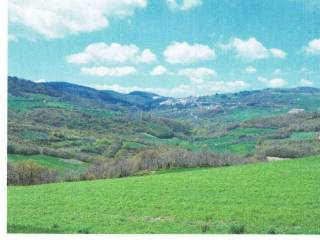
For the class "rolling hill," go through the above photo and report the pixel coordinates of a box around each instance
[8,155,320,234]
[8,76,168,111]
[7,76,320,234]
[7,76,320,183]
[9,76,320,114]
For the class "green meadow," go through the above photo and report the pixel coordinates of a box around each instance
[8,156,320,234]
[8,154,88,175]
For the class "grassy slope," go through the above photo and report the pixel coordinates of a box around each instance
[8,156,320,234]
[8,94,115,117]
[8,154,88,175]
[143,127,276,156]
[9,94,320,160]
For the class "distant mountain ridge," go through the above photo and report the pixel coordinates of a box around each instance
[8,76,320,112]
[8,76,168,110]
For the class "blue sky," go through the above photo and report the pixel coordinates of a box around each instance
[8,0,320,97]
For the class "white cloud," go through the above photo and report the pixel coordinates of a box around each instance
[222,37,287,61]
[244,66,256,74]
[273,68,282,75]
[81,66,137,77]
[137,49,157,63]
[267,78,287,88]
[150,65,167,76]
[258,76,287,88]
[9,0,147,39]
[300,79,314,86]
[178,67,217,83]
[303,39,320,55]
[222,38,269,61]
[189,78,204,84]
[166,0,202,11]
[164,42,215,64]
[93,80,248,97]
[270,48,287,59]
[34,79,46,83]
[67,42,156,65]
[94,84,141,93]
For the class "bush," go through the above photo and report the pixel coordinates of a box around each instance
[7,161,59,185]
[269,128,292,139]
[77,228,90,234]
[80,158,139,180]
[229,223,245,234]
[7,146,254,185]
[136,147,252,171]
[63,171,80,182]
[80,172,97,181]
[267,228,276,234]
[42,147,74,159]
[258,140,320,158]
[7,144,40,155]
[201,224,210,233]
[42,147,97,163]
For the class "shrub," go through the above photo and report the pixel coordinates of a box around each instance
[80,172,97,181]
[80,158,139,180]
[10,145,254,184]
[267,228,276,234]
[229,223,245,234]
[136,147,251,171]
[42,147,74,159]
[257,140,320,158]
[77,228,90,234]
[7,144,40,155]
[7,161,59,185]
[201,224,210,233]
[63,171,80,182]
[41,147,96,163]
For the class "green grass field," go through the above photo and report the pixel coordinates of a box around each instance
[8,156,320,234]
[8,94,76,112]
[142,127,275,156]
[8,154,88,175]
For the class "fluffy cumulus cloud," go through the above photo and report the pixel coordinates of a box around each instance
[303,39,320,55]
[244,66,256,74]
[270,48,287,59]
[9,0,147,39]
[166,0,202,11]
[178,67,217,84]
[300,79,314,86]
[137,49,157,63]
[81,66,137,77]
[222,37,287,61]
[164,42,215,64]
[258,76,288,88]
[93,80,248,97]
[67,42,156,64]
[150,65,167,76]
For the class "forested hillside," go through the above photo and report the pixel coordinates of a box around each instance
[7,76,320,185]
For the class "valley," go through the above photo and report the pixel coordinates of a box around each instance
[7,76,320,183]
[7,76,320,233]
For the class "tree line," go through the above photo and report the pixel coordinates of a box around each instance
[8,147,254,185]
